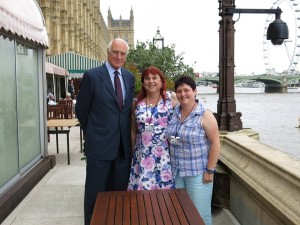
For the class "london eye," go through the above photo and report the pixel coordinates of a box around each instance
[263,0,300,75]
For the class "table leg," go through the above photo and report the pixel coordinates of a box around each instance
[80,126,83,152]
[55,127,59,154]
[67,130,70,165]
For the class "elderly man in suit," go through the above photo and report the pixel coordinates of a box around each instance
[75,38,135,225]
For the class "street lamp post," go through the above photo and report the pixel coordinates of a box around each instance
[153,27,164,49]
[217,0,288,131]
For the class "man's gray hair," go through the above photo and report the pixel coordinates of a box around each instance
[107,38,129,54]
[48,92,54,98]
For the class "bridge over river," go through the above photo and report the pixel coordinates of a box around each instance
[196,75,300,93]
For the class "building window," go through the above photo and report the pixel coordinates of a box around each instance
[124,34,128,42]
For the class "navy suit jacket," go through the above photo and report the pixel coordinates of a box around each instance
[75,64,135,160]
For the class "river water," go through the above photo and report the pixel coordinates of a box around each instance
[196,88,300,160]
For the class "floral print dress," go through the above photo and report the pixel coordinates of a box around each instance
[127,92,175,190]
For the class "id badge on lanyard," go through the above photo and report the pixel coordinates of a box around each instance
[145,123,154,132]
[170,135,181,145]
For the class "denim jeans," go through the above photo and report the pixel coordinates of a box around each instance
[175,173,213,225]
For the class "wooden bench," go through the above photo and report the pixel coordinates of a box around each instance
[91,189,205,225]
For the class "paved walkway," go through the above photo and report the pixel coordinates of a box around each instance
[2,126,239,225]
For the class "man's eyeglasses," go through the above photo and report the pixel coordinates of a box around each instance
[111,50,127,57]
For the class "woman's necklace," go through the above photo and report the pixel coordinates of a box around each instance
[180,101,196,123]
[145,94,161,127]
[174,101,197,138]
[145,94,161,108]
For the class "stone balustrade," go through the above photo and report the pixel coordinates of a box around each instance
[219,129,300,225]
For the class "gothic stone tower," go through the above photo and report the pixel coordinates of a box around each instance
[107,7,134,49]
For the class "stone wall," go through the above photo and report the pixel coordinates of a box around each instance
[37,0,110,61]
[219,129,300,225]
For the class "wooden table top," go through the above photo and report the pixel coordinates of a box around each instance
[91,189,204,225]
[47,119,79,127]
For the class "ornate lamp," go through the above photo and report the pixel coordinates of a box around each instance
[217,0,289,131]
[153,27,164,49]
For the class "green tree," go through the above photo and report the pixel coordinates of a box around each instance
[124,63,142,95]
[125,41,194,83]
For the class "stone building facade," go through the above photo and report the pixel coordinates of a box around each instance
[107,7,134,49]
[36,0,134,61]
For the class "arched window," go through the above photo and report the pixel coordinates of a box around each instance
[124,34,128,42]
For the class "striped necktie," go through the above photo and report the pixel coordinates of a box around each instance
[114,70,123,110]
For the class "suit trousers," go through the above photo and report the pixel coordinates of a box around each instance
[84,144,130,225]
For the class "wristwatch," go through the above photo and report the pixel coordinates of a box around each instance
[206,168,215,174]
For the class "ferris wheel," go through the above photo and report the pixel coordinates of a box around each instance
[263,0,300,75]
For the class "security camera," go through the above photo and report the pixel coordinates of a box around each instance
[267,19,289,45]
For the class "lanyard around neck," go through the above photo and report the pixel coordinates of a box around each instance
[145,95,160,124]
[175,101,196,136]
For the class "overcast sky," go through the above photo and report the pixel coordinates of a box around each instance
[100,0,299,75]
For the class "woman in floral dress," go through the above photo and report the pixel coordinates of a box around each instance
[127,66,178,190]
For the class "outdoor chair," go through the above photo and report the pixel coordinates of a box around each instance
[58,100,73,119]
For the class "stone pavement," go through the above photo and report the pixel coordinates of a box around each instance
[2,126,239,225]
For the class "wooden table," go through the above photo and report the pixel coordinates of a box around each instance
[91,189,205,225]
[47,119,79,165]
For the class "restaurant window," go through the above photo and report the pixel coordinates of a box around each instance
[0,36,42,195]
[0,35,19,192]
[16,42,41,169]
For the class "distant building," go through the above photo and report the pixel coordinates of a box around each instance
[36,0,135,96]
[37,0,108,61]
[107,7,134,49]
[36,0,134,61]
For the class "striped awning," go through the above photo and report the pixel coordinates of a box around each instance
[45,61,69,76]
[47,52,105,78]
[0,0,48,47]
